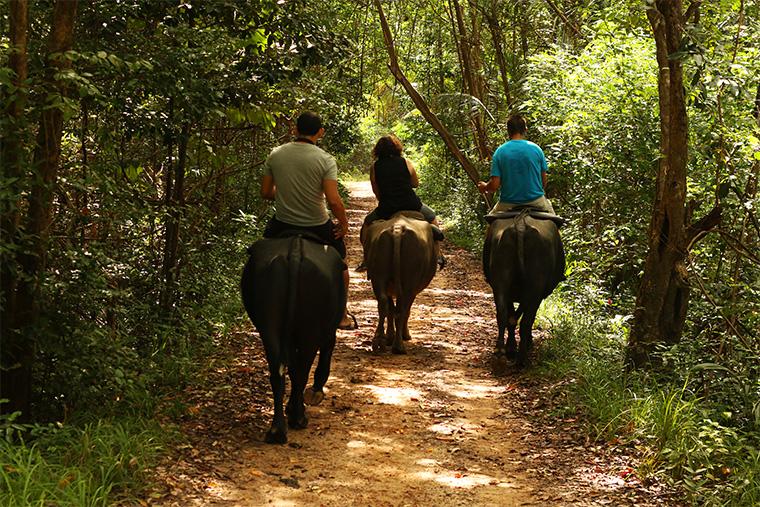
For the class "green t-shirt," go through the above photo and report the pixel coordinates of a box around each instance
[264,142,338,227]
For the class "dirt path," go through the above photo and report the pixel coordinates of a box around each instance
[151,181,675,506]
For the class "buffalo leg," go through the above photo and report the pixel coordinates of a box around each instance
[494,293,511,356]
[372,289,389,354]
[286,349,312,429]
[392,297,412,354]
[506,304,522,359]
[385,298,397,347]
[305,332,336,406]
[265,362,288,444]
[517,304,539,367]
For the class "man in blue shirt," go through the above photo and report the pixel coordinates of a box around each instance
[477,114,555,214]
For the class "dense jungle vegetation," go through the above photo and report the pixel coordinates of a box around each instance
[1,0,758,504]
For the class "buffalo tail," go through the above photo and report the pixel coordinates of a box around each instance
[282,236,303,369]
[516,213,527,280]
[392,223,404,304]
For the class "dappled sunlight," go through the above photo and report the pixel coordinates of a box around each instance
[363,384,423,406]
[413,458,514,489]
[345,432,399,454]
[404,368,505,400]
[427,418,482,437]
[449,382,505,400]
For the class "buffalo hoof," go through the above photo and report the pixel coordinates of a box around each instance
[372,335,386,354]
[516,354,531,369]
[303,387,325,406]
[288,414,308,430]
[265,426,287,444]
[391,342,407,355]
[505,347,517,360]
[491,353,508,376]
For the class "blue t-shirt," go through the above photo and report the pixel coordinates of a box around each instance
[490,139,548,203]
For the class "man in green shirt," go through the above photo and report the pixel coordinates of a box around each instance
[260,111,356,329]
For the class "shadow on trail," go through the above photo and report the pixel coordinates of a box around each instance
[151,180,675,507]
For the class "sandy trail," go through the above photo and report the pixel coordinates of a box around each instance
[197,180,538,506]
[153,181,674,507]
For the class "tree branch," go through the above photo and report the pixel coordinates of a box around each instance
[374,0,490,206]
[685,205,721,250]
[543,0,581,38]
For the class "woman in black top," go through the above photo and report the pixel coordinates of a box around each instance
[366,134,436,223]
[358,134,443,270]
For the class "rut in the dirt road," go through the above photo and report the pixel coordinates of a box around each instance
[154,181,676,507]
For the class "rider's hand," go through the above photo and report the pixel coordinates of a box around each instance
[477,181,488,193]
[335,221,349,239]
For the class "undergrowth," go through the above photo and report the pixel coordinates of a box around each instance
[0,413,172,506]
[535,291,760,506]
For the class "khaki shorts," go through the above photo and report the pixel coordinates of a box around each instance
[490,195,555,215]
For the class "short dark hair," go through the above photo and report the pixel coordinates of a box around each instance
[507,114,527,137]
[372,135,403,159]
[296,111,323,136]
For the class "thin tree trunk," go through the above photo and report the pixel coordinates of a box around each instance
[3,0,79,418]
[160,123,190,318]
[485,9,514,111]
[0,0,30,364]
[543,0,581,39]
[452,0,490,159]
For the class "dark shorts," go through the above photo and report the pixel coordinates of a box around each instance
[263,217,347,260]
[364,203,437,225]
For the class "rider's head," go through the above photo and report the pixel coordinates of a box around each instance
[507,114,527,138]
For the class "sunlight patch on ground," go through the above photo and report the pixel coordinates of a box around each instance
[413,468,506,489]
[346,431,399,454]
[428,418,482,437]
[202,479,304,506]
[415,369,505,400]
[449,381,505,399]
[363,384,423,405]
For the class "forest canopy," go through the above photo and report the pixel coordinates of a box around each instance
[1,0,759,504]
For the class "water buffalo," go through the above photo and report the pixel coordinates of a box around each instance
[363,211,439,354]
[483,210,565,367]
[241,233,346,444]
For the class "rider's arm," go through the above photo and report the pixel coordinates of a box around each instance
[477,176,500,193]
[323,179,349,238]
[370,164,380,199]
[542,171,548,190]
[406,159,420,188]
[261,174,276,200]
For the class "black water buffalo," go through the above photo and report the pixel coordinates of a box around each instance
[483,210,565,367]
[363,211,439,354]
[241,234,346,444]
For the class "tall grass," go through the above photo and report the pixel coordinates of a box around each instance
[536,293,760,506]
[0,416,170,506]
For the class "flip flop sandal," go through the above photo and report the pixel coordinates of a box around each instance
[338,312,358,331]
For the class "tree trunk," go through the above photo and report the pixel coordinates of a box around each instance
[160,123,190,319]
[1,0,30,367]
[2,0,79,418]
[627,1,692,368]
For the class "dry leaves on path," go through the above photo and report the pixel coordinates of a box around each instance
[145,181,678,507]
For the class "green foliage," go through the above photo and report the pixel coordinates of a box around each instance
[525,24,659,300]
[0,415,170,506]
[536,293,760,506]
